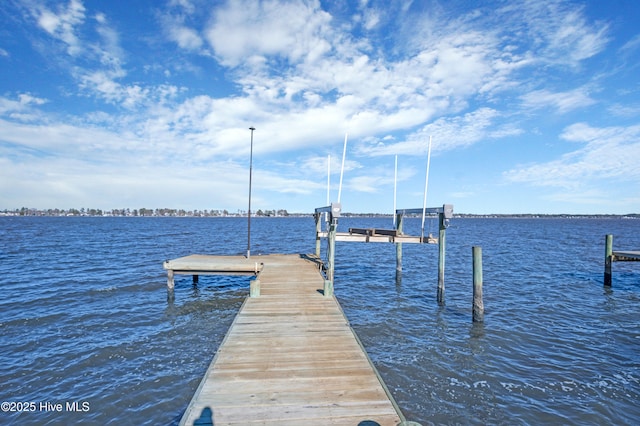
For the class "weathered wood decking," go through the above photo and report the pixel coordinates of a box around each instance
[163,255,264,289]
[172,254,405,426]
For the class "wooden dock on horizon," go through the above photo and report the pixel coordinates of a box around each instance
[164,254,409,426]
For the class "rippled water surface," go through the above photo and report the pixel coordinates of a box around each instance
[0,216,638,425]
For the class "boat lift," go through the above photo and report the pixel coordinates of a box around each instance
[314,203,453,303]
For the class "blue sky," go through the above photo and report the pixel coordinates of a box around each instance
[1,0,639,214]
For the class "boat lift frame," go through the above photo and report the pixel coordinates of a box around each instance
[315,203,453,303]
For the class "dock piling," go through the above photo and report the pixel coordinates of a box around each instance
[327,218,337,284]
[437,211,446,304]
[604,234,613,287]
[167,269,174,290]
[603,234,640,286]
[395,212,403,272]
[314,213,322,257]
[472,246,484,323]
[250,279,260,297]
[323,279,333,297]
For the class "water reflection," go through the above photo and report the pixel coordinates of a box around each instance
[469,321,485,340]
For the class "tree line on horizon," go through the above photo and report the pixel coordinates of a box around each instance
[2,207,638,219]
[2,207,292,217]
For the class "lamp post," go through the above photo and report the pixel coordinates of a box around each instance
[247,127,255,258]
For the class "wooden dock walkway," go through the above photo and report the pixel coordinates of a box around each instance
[174,254,406,426]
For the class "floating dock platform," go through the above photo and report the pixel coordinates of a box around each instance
[165,254,408,426]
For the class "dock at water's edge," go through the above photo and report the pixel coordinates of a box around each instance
[165,253,411,426]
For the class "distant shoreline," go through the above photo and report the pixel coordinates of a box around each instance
[1,210,638,219]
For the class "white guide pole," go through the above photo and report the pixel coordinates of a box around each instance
[393,155,398,228]
[421,135,432,240]
[325,154,331,224]
[338,133,348,203]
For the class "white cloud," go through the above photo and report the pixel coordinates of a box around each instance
[169,0,196,15]
[205,0,332,67]
[545,9,609,63]
[0,93,47,111]
[346,174,388,193]
[504,122,640,188]
[358,108,521,156]
[0,155,252,210]
[3,0,633,214]
[0,94,48,122]
[160,1,205,52]
[619,34,640,57]
[93,12,124,68]
[0,117,140,161]
[498,0,609,67]
[169,25,203,50]
[608,103,640,118]
[521,87,596,113]
[361,9,380,30]
[34,0,86,56]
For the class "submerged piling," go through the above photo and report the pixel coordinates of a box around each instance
[472,246,484,322]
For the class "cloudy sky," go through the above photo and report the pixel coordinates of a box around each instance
[1,0,639,214]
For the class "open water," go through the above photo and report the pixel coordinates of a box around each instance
[0,216,638,425]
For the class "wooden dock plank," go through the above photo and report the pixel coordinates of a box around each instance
[196,388,392,407]
[178,254,403,426]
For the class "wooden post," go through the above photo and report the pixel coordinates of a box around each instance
[472,246,484,322]
[192,274,199,284]
[167,269,175,290]
[396,212,403,272]
[437,212,446,304]
[314,213,322,257]
[324,279,333,297]
[327,219,337,285]
[604,234,613,287]
[250,279,260,297]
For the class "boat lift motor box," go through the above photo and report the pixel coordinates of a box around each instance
[443,204,453,219]
[331,202,342,218]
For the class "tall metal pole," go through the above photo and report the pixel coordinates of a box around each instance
[247,127,255,258]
